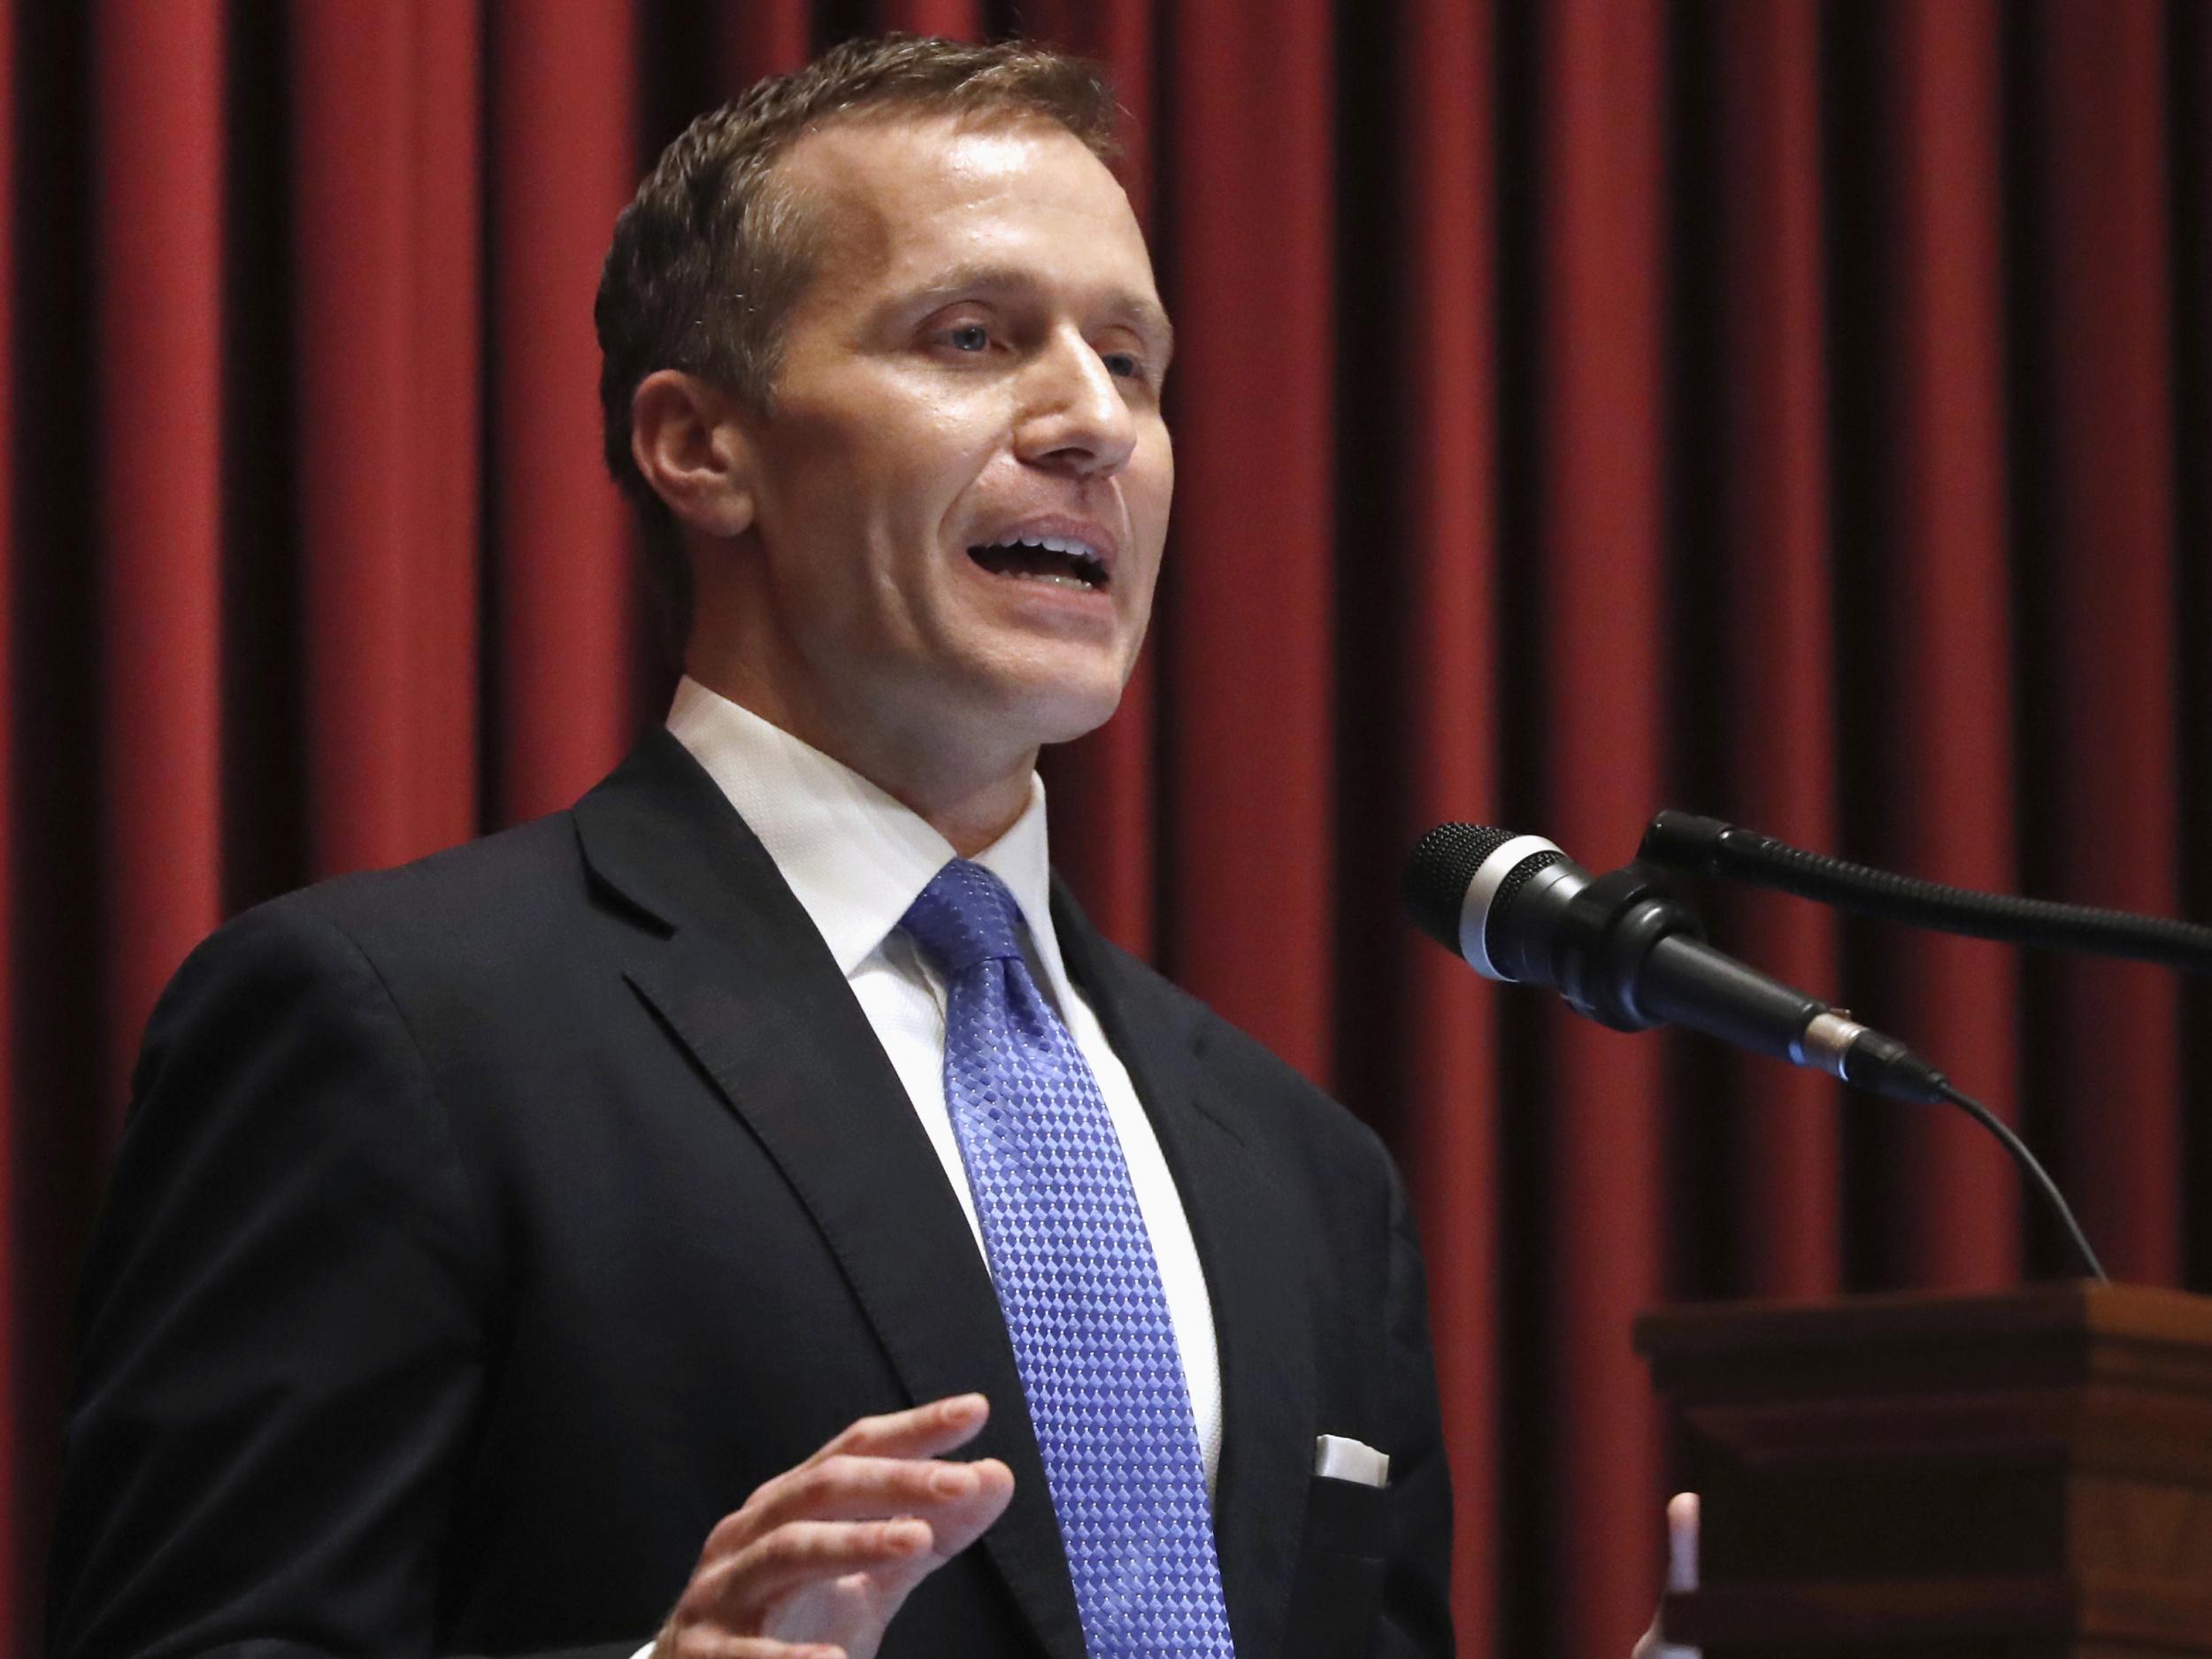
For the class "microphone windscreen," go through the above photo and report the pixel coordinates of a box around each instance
[1402,823,1517,951]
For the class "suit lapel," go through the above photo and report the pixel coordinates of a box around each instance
[572,734,1087,1659]
[1052,885,1317,1659]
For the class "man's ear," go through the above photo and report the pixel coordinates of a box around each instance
[629,370,757,538]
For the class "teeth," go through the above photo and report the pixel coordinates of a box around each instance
[991,532,1099,562]
[970,530,1109,591]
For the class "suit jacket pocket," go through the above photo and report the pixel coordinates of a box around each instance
[1283,1474,1387,1659]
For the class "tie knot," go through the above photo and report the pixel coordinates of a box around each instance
[902,860,1027,975]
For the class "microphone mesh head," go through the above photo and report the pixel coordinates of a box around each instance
[1403,823,1517,951]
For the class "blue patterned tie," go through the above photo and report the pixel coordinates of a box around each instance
[902,860,1237,1658]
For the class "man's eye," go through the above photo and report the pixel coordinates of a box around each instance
[1102,351,1147,381]
[946,324,991,352]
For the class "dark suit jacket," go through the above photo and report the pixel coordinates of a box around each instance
[50,731,1454,1659]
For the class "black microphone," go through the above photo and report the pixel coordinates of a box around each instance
[1402,822,1949,1104]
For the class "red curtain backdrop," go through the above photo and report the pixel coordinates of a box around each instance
[8,3,2210,1655]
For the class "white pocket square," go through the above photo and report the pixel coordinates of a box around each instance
[1312,1433,1390,1487]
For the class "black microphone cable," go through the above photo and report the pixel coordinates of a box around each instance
[1938,1080,2108,1283]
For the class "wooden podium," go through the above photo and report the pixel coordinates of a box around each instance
[1635,1283,2212,1657]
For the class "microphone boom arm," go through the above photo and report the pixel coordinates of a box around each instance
[1640,811,2212,976]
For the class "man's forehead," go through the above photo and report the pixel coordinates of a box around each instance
[779,107,1100,191]
[776,111,1150,279]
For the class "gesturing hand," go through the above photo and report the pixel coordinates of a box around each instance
[1630,1492,1701,1659]
[651,1392,1016,1659]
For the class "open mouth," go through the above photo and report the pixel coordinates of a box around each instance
[968,534,1110,592]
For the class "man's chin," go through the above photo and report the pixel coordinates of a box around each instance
[964,663,1131,752]
[1010,687,1128,750]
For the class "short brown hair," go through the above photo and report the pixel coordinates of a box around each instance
[594,35,1122,649]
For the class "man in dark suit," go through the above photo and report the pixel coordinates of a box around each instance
[50,37,1453,1659]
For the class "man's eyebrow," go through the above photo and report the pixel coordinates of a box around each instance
[902,262,1176,359]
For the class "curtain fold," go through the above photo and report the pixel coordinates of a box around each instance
[9,4,2210,1656]
[92,1,227,1133]
[1387,1,1501,1647]
[718,2,813,88]
[0,4,15,1647]
[1702,0,1844,1302]
[295,2,435,872]
[405,0,488,866]
[1157,0,1339,1079]
[2181,0,2212,1297]
[2026,0,2183,1284]
[1854,0,2024,1288]
[486,1,641,826]
[1525,8,1671,1654]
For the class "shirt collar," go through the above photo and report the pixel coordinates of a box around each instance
[665,676,1071,987]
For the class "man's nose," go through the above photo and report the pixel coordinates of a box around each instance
[1013,329,1138,477]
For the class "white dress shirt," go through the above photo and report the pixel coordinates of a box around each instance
[665,677,1224,1483]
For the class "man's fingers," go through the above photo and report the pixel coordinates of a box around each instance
[912,1457,1014,1560]
[747,1453,995,1532]
[735,1454,1010,1570]
[700,1518,933,1619]
[1632,1492,1702,1659]
[1664,1491,1700,1592]
[686,1397,1012,1624]
[661,1403,1010,1659]
[657,1611,849,1659]
[743,1516,932,1586]
[810,1393,992,1465]
[682,1642,846,1659]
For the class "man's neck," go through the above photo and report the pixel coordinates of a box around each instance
[682,666,1036,858]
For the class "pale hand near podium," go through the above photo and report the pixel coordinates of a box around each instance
[1631,1492,1700,1659]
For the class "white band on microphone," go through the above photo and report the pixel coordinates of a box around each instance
[1458,833,1564,979]
[1791,1009,1868,1080]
